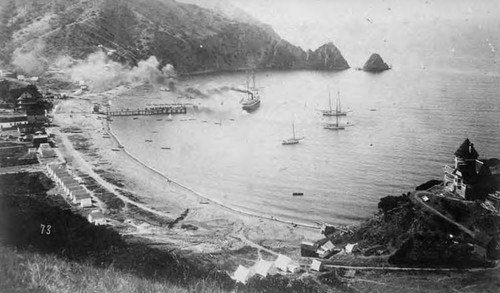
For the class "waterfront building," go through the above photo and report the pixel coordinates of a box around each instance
[444,138,482,199]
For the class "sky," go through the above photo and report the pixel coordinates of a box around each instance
[231,0,500,67]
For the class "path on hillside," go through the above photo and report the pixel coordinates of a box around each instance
[412,192,476,239]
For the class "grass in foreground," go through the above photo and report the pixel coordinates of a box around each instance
[0,245,225,293]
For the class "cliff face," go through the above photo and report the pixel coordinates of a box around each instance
[0,0,349,74]
[362,53,390,72]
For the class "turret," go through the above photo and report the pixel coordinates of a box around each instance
[454,138,479,169]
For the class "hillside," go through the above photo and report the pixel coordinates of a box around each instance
[0,0,349,75]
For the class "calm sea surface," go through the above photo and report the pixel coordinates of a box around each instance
[111,60,500,226]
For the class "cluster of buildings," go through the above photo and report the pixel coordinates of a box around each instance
[46,163,107,225]
[46,164,93,208]
[444,138,500,202]
[231,254,300,284]
[0,76,51,134]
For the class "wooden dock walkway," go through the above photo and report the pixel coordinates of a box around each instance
[107,105,188,116]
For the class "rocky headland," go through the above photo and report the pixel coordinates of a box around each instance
[0,0,349,75]
[362,53,391,72]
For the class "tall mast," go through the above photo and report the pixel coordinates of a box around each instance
[252,71,256,89]
[336,100,339,127]
[246,72,250,100]
[337,90,341,114]
[292,121,295,139]
[329,91,332,112]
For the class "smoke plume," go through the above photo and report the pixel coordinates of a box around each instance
[64,51,176,92]
[12,39,49,75]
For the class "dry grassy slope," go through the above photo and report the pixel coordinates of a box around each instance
[2,0,349,73]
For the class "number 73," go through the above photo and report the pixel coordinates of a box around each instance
[40,224,51,235]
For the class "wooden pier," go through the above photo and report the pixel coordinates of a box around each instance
[107,104,188,116]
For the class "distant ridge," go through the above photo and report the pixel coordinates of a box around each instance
[0,0,349,74]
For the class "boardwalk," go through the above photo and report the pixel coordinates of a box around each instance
[107,105,187,116]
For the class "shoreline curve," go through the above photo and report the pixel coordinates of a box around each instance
[106,119,322,230]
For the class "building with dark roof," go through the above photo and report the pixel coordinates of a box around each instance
[445,139,499,200]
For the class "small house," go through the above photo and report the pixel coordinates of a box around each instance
[71,189,90,204]
[253,260,277,277]
[274,254,292,271]
[88,210,106,225]
[444,139,500,200]
[0,116,28,130]
[310,259,324,272]
[79,197,92,208]
[231,265,253,284]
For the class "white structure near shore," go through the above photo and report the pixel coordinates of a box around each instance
[46,164,93,206]
[88,210,106,225]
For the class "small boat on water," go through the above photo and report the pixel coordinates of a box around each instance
[145,139,153,142]
[161,147,171,150]
[133,117,139,120]
[292,192,304,196]
[166,113,173,121]
[282,121,303,145]
[240,72,261,112]
[112,148,120,151]
[156,119,163,121]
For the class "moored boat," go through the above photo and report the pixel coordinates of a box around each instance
[282,121,303,145]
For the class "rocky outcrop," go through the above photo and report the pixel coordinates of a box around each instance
[306,42,350,70]
[1,0,349,74]
[362,53,390,72]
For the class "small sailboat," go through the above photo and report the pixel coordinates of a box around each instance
[282,121,303,145]
[322,90,347,116]
[324,101,345,130]
[166,113,173,121]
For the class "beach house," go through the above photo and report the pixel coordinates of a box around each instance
[88,210,106,225]
[444,139,482,199]
[444,139,500,200]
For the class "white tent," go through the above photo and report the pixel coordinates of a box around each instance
[274,254,292,271]
[310,259,324,272]
[287,263,300,273]
[253,260,277,277]
[80,198,92,208]
[232,265,253,284]
[345,243,358,253]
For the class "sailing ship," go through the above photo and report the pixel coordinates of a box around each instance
[321,90,347,116]
[282,121,303,145]
[241,72,261,112]
[323,100,345,130]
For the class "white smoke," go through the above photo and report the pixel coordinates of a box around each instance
[63,51,176,92]
[12,39,49,75]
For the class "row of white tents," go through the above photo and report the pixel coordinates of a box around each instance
[231,254,299,284]
[232,241,359,284]
[46,164,92,208]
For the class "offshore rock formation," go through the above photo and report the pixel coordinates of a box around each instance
[0,0,349,74]
[363,53,391,72]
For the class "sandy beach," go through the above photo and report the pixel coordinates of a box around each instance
[50,86,323,271]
